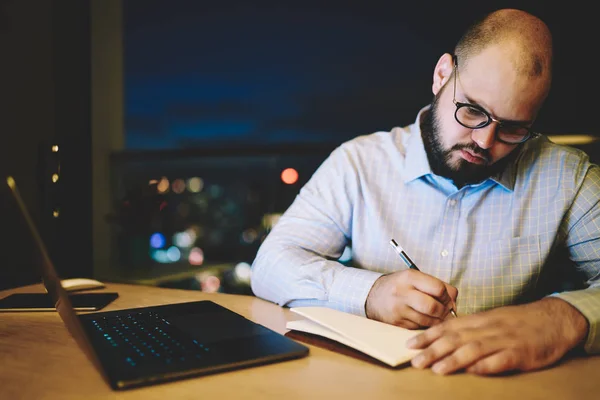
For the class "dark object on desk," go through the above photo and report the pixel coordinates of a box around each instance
[5,176,309,390]
[81,300,309,390]
[0,292,119,312]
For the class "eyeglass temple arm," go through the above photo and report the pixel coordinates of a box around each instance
[452,54,458,101]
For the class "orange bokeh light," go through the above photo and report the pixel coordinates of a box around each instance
[281,168,299,185]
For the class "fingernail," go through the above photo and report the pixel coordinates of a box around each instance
[412,354,425,368]
[406,338,417,348]
[432,362,447,375]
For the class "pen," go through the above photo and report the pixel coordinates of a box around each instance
[389,238,458,318]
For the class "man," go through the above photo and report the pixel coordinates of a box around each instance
[251,8,599,375]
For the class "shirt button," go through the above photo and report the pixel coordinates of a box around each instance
[441,249,449,257]
[449,199,457,206]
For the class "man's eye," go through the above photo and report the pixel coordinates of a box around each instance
[466,106,485,116]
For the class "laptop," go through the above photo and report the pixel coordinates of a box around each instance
[5,176,309,390]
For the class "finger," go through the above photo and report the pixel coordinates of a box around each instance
[406,323,445,349]
[443,284,459,319]
[402,304,443,327]
[466,349,521,375]
[431,339,498,375]
[406,312,494,349]
[405,289,447,319]
[411,332,462,369]
[444,283,459,304]
[394,319,421,330]
[408,270,451,303]
[406,317,479,350]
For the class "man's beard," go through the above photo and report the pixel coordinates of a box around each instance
[421,95,513,188]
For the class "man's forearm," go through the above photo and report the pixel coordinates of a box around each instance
[532,297,589,352]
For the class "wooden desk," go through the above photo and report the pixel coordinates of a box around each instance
[1,283,598,399]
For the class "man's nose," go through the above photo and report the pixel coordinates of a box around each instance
[471,123,498,149]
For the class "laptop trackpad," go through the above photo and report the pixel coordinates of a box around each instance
[168,312,271,343]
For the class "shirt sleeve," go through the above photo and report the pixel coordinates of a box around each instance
[551,163,600,354]
[250,144,382,316]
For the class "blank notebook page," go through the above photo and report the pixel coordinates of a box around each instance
[287,307,423,367]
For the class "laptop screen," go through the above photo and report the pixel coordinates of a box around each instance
[6,176,105,373]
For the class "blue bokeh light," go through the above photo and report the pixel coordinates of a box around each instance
[150,232,166,249]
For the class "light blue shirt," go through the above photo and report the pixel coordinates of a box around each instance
[251,107,600,353]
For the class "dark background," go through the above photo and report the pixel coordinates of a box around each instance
[1,0,597,290]
[1,0,91,290]
[123,0,598,150]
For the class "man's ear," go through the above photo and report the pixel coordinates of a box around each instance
[432,53,454,95]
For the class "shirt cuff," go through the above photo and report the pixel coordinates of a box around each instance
[549,287,600,354]
[328,267,383,317]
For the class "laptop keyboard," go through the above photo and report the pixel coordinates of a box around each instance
[89,311,211,368]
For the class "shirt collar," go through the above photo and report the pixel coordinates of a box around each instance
[489,161,517,191]
[402,106,433,183]
[489,137,544,192]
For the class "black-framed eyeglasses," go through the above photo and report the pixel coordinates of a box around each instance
[451,55,539,145]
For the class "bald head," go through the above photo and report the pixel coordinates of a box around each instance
[454,9,553,80]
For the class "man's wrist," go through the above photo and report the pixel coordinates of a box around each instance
[540,297,589,350]
[365,275,386,320]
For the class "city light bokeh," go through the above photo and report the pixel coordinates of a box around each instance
[110,151,334,294]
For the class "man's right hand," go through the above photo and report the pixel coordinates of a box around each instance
[365,269,458,329]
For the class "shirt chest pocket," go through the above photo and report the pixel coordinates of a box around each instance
[463,235,543,313]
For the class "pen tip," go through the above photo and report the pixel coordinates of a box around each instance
[390,238,397,246]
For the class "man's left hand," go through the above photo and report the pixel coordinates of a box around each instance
[406,297,589,375]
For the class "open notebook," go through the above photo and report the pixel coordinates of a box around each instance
[286,307,423,367]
